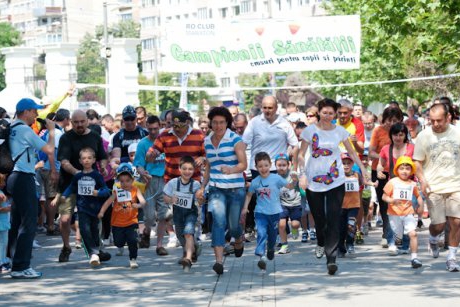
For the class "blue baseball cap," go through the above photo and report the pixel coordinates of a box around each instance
[16,98,45,112]
[116,162,134,178]
[274,153,290,163]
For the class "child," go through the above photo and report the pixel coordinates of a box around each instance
[0,173,11,273]
[242,152,298,271]
[98,163,146,269]
[382,156,423,268]
[163,156,201,272]
[62,148,111,267]
[274,153,302,254]
[339,153,366,257]
[127,143,141,182]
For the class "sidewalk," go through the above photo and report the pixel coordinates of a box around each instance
[0,222,458,306]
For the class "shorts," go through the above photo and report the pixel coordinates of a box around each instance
[39,169,59,199]
[35,169,45,201]
[143,176,171,227]
[389,214,416,237]
[58,194,76,216]
[426,191,460,224]
[362,197,370,215]
[280,205,302,221]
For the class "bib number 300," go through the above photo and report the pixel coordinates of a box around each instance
[173,191,193,209]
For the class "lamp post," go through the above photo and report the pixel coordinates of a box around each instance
[103,1,111,114]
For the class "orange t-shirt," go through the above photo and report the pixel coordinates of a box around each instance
[383,177,419,216]
[369,126,390,170]
[111,184,139,227]
[342,172,361,209]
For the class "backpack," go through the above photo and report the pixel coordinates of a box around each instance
[0,120,26,174]
[118,127,148,143]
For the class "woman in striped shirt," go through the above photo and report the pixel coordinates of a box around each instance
[197,107,247,275]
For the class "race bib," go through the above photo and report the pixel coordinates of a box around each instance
[393,184,413,201]
[78,179,95,196]
[173,191,194,209]
[116,188,132,202]
[345,178,359,192]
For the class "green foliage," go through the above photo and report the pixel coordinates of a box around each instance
[138,74,157,114]
[237,73,271,111]
[0,23,21,91]
[310,0,460,106]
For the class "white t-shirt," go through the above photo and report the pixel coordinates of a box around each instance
[300,124,349,192]
[243,114,298,171]
[413,125,460,194]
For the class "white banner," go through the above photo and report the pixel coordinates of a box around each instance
[162,15,361,73]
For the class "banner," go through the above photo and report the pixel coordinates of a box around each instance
[162,15,361,73]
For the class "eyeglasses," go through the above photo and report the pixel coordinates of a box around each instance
[123,117,136,122]
[173,123,188,129]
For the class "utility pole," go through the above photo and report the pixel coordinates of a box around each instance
[154,35,159,113]
[62,0,69,42]
[103,1,111,114]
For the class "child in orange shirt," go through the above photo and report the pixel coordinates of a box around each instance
[98,163,146,269]
[383,156,423,269]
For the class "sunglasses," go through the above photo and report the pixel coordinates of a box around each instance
[306,114,316,118]
[123,117,136,122]
[173,123,188,129]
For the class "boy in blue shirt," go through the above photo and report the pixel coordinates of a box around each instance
[242,152,298,271]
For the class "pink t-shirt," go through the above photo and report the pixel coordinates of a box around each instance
[379,143,414,172]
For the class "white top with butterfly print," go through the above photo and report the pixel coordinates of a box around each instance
[300,124,350,192]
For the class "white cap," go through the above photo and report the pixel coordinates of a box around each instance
[128,142,138,154]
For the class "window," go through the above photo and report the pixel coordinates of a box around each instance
[142,60,155,72]
[219,8,227,18]
[141,17,154,28]
[121,13,132,21]
[221,77,230,88]
[240,0,251,13]
[233,5,240,15]
[197,7,207,19]
[209,9,212,18]
[142,38,157,50]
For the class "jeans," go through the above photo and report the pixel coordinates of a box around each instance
[78,212,100,256]
[208,186,245,247]
[112,224,138,259]
[255,212,280,256]
[173,205,198,247]
[7,172,38,272]
[371,170,394,245]
[0,230,8,264]
[339,207,359,252]
[306,184,345,264]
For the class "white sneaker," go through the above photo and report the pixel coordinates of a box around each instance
[388,245,398,256]
[167,235,179,248]
[90,254,100,266]
[10,267,42,279]
[130,259,139,269]
[315,245,325,258]
[32,240,42,249]
[102,239,110,247]
[116,247,124,256]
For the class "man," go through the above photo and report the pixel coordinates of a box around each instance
[337,99,365,154]
[228,105,239,119]
[242,95,299,176]
[414,103,460,272]
[353,104,364,121]
[56,110,108,262]
[101,114,115,135]
[286,102,307,124]
[361,111,377,150]
[7,98,57,279]
[133,115,170,254]
[136,106,147,129]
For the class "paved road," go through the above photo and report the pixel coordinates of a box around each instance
[0,220,458,306]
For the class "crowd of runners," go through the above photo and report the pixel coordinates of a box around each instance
[0,92,459,279]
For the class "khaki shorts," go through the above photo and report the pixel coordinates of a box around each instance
[426,192,460,224]
[58,193,76,216]
[39,169,59,199]
[144,176,172,227]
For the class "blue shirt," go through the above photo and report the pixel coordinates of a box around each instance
[0,191,10,231]
[62,170,111,217]
[133,136,165,177]
[10,120,46,174]
[249,173,287,215]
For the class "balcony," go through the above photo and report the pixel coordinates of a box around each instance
[33,6,62,18]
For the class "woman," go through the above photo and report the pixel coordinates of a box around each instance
[197,107,247,275]
[369,107,404,247]
[198,117,210,135]
[298,98,368,275]
[305,106,319,126]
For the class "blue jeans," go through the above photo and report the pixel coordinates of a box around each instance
[78,212,101,256]
[208,186,245,247]
[339,207,359,252]
[255,212,280,256]
[173,205,198,247]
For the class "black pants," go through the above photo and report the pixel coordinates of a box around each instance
[112,224,138,259]
[78,212,100,256]
[372,170,392,241]
[101,179,114,240]
[306,184,345,264]
[7,172,38,272]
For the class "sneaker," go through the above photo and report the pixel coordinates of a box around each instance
[388,245,398,256]
[362,224,369,236]
[10,267,42,279]
[130,259,139,269]
[36,226,47,233]
[156,246,168,256]
[98,251,111,262]
[301,231,309,243]
[58,246,72,263]
[116,247,124,256]
[75,241,82,249]
[327,263,338,275]
[102,239,110,247]
[213,262,224,275]
[166,235,180,248]
[278,244,290,254]
[257,257,267,270]
[224,244,235,256]
[417,219,424,229]
[291,228,299,240]
[446,259,460,272]
[347,245,355,254]
[398,248,409,255]
[381,238,388,248]
[411,258,422,269]
[267,249,275,260]
[315,246,325,259]
[429,242,440,258]
[376,219,383,227]
[310,229,317,241]
[195,241,203,257]
[276,242,283,251]
[355,232,364,245]
[90,254,100,266]
[32,240,41,249]
[180,258,192,272]
[1,263,11,274]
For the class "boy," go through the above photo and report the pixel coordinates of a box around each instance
[360,150,375,235]
[275,153,302,254]
[242,152,298,271]
[163,156,201,272]
[98,163,146,269]
[62,148,111,266]
[383,156,423,268]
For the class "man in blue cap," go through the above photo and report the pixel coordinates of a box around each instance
[7,98,58,279]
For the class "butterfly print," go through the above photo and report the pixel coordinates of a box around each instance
[257,187,271,199]
[312,160,339,185]
[311,133,333,158]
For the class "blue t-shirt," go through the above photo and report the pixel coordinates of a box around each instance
[249,173,287,215]
[133,136,165,177]
[62,170,111,217]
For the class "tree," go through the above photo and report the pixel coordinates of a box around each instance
[310,0,460,106]
[0,22,21,91]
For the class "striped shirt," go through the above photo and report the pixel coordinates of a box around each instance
[154,127,205,182]
[205,128,245,189]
